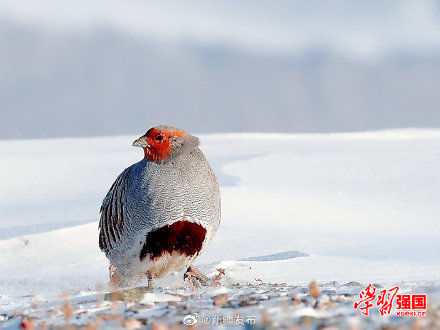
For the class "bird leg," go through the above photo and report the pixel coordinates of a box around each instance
[146,271,154,288]
[109,264,121,290]
[184,265,208,286]
[184,266,225,287]
[106,268,154,301]
[186,271,197,293]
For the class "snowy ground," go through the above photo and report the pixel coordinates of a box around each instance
[0,129,439,327]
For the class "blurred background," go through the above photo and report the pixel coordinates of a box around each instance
[1,0,440,139]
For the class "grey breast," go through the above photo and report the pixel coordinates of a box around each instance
[126,148,221,235]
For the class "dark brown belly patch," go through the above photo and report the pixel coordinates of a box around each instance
[139,220,207,261]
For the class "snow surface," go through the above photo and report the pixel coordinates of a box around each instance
[1,129,439,311]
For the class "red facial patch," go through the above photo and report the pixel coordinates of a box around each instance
[139,220,207,261]
[143,128,186,162]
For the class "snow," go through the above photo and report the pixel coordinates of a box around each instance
[1,129,439,313]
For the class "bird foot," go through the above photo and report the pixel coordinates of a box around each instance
[211,268,225,287]
[184,265,208,289]
[184,266,225,288]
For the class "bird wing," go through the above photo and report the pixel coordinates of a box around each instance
[99,166,132,253]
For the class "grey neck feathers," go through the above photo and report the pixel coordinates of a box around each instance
[163,134,200,163]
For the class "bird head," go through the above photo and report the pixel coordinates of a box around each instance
[133,126,197,162]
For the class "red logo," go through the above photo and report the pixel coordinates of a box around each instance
[354,284,427,317]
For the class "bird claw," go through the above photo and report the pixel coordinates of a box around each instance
[184,266,225,288]
[184,265,208,288]
[210,268,225,287]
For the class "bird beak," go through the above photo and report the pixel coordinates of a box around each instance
[132,137,150,148]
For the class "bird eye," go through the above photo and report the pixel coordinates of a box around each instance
[156,135,163,141]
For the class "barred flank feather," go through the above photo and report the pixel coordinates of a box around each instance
[99,167,131,252]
